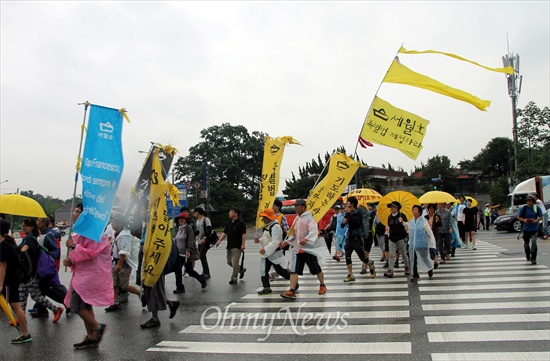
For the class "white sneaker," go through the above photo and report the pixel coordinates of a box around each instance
[464,244,468,249]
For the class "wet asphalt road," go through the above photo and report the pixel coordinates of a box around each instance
[1,228,549,361]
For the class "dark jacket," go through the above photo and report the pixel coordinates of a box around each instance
[388,212,408,242]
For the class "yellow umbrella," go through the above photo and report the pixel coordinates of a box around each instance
[0,194,47,218]
[378,190,421,226]
[454,196,478,207]
[346,188,383,208]
[0,294,19,331]
[419,190,456,204]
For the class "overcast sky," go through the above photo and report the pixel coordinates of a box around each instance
[1,1,549,201]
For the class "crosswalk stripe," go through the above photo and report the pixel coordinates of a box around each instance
[421,291,550,300]
[431,260,530,267]
[256,283,409,291]
[422,300,550,311]
[180,324,411,335]
[425,313,550,324]
[242,290,408,299]
[423,270,549,277]
[431,352,550,360]
[148,341,412,354]
[204,310,410,320]
[428,330,550,342]
[419,282,550,292]
[227,300,410,308]
[271,277,407,284]
[431,257,522,264]
[433,265,547,272]
[417,275,550,284]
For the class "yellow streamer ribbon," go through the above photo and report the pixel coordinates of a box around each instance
[76,156,82,172]
[398,47,514,75]
[119,108,131,123]
[156,143,178,156]
[384,59,491,111]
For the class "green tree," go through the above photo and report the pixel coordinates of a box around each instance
[422,155,457,193]
[516,101,550,178]
[489,175,509,206]
[172,123,265,226]
[20,190,64,218]
[472,137,514,176]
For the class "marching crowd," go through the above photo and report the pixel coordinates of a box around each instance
[1,193,547,349]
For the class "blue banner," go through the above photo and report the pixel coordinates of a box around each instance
[73,105,124,241]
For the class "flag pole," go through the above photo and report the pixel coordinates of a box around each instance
[64,101,90,271]
[353,43,404,158]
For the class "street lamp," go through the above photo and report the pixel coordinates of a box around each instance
[0,180,7,185]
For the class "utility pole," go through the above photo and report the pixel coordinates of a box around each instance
[502,43,522,187]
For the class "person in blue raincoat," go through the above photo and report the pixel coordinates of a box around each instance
[406,205,436,282]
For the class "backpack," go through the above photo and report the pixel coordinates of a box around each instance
[190,218,199,237]
[375,222,386,236]
[162,240,179,275]
[203,219,219,244]
[36,244,57,281]
[13,243,34,283]
[358,207,370,238]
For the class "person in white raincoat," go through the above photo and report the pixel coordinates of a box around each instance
[253,208,291,295]
[406,205,437,282]
[280,199,327,300]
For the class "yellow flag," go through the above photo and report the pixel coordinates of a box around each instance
[306,153,364,223]
[384,59,491,111]
[256,136,301,228]
[398,47,514,75]
[360,96,429,160]
[142,150,179,287]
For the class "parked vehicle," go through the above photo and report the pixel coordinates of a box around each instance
[506,175,550,214]
[280,198,343,230]
[495,201,550,232]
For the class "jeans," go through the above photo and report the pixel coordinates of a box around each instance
[175,255,206,289]
[438,233,452,259]
[523,230,538,261]
[542,212,549,237]
[198,242,211,276]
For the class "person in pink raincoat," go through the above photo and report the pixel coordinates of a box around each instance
[62,203,113,350]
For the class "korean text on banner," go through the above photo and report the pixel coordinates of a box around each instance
[307,153,364,223]
[73,105,124,242]
[142,151,179,287]
[383,59,491,111]
[360,96,430,160]
[256,136,300,228]
[124,144,175,236]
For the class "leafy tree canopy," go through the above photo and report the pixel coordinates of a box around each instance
[172,123,265,226]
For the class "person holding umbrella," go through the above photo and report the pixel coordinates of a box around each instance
[1,219,31,344]
[383,201,410,278]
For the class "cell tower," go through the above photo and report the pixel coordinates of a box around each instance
[502,45,522,179]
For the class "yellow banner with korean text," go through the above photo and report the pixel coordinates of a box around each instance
[306,153,364,223]
[383,59,491,111]
[142,150,180,287]
[256,136,301,228]
[360,96,429,160]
